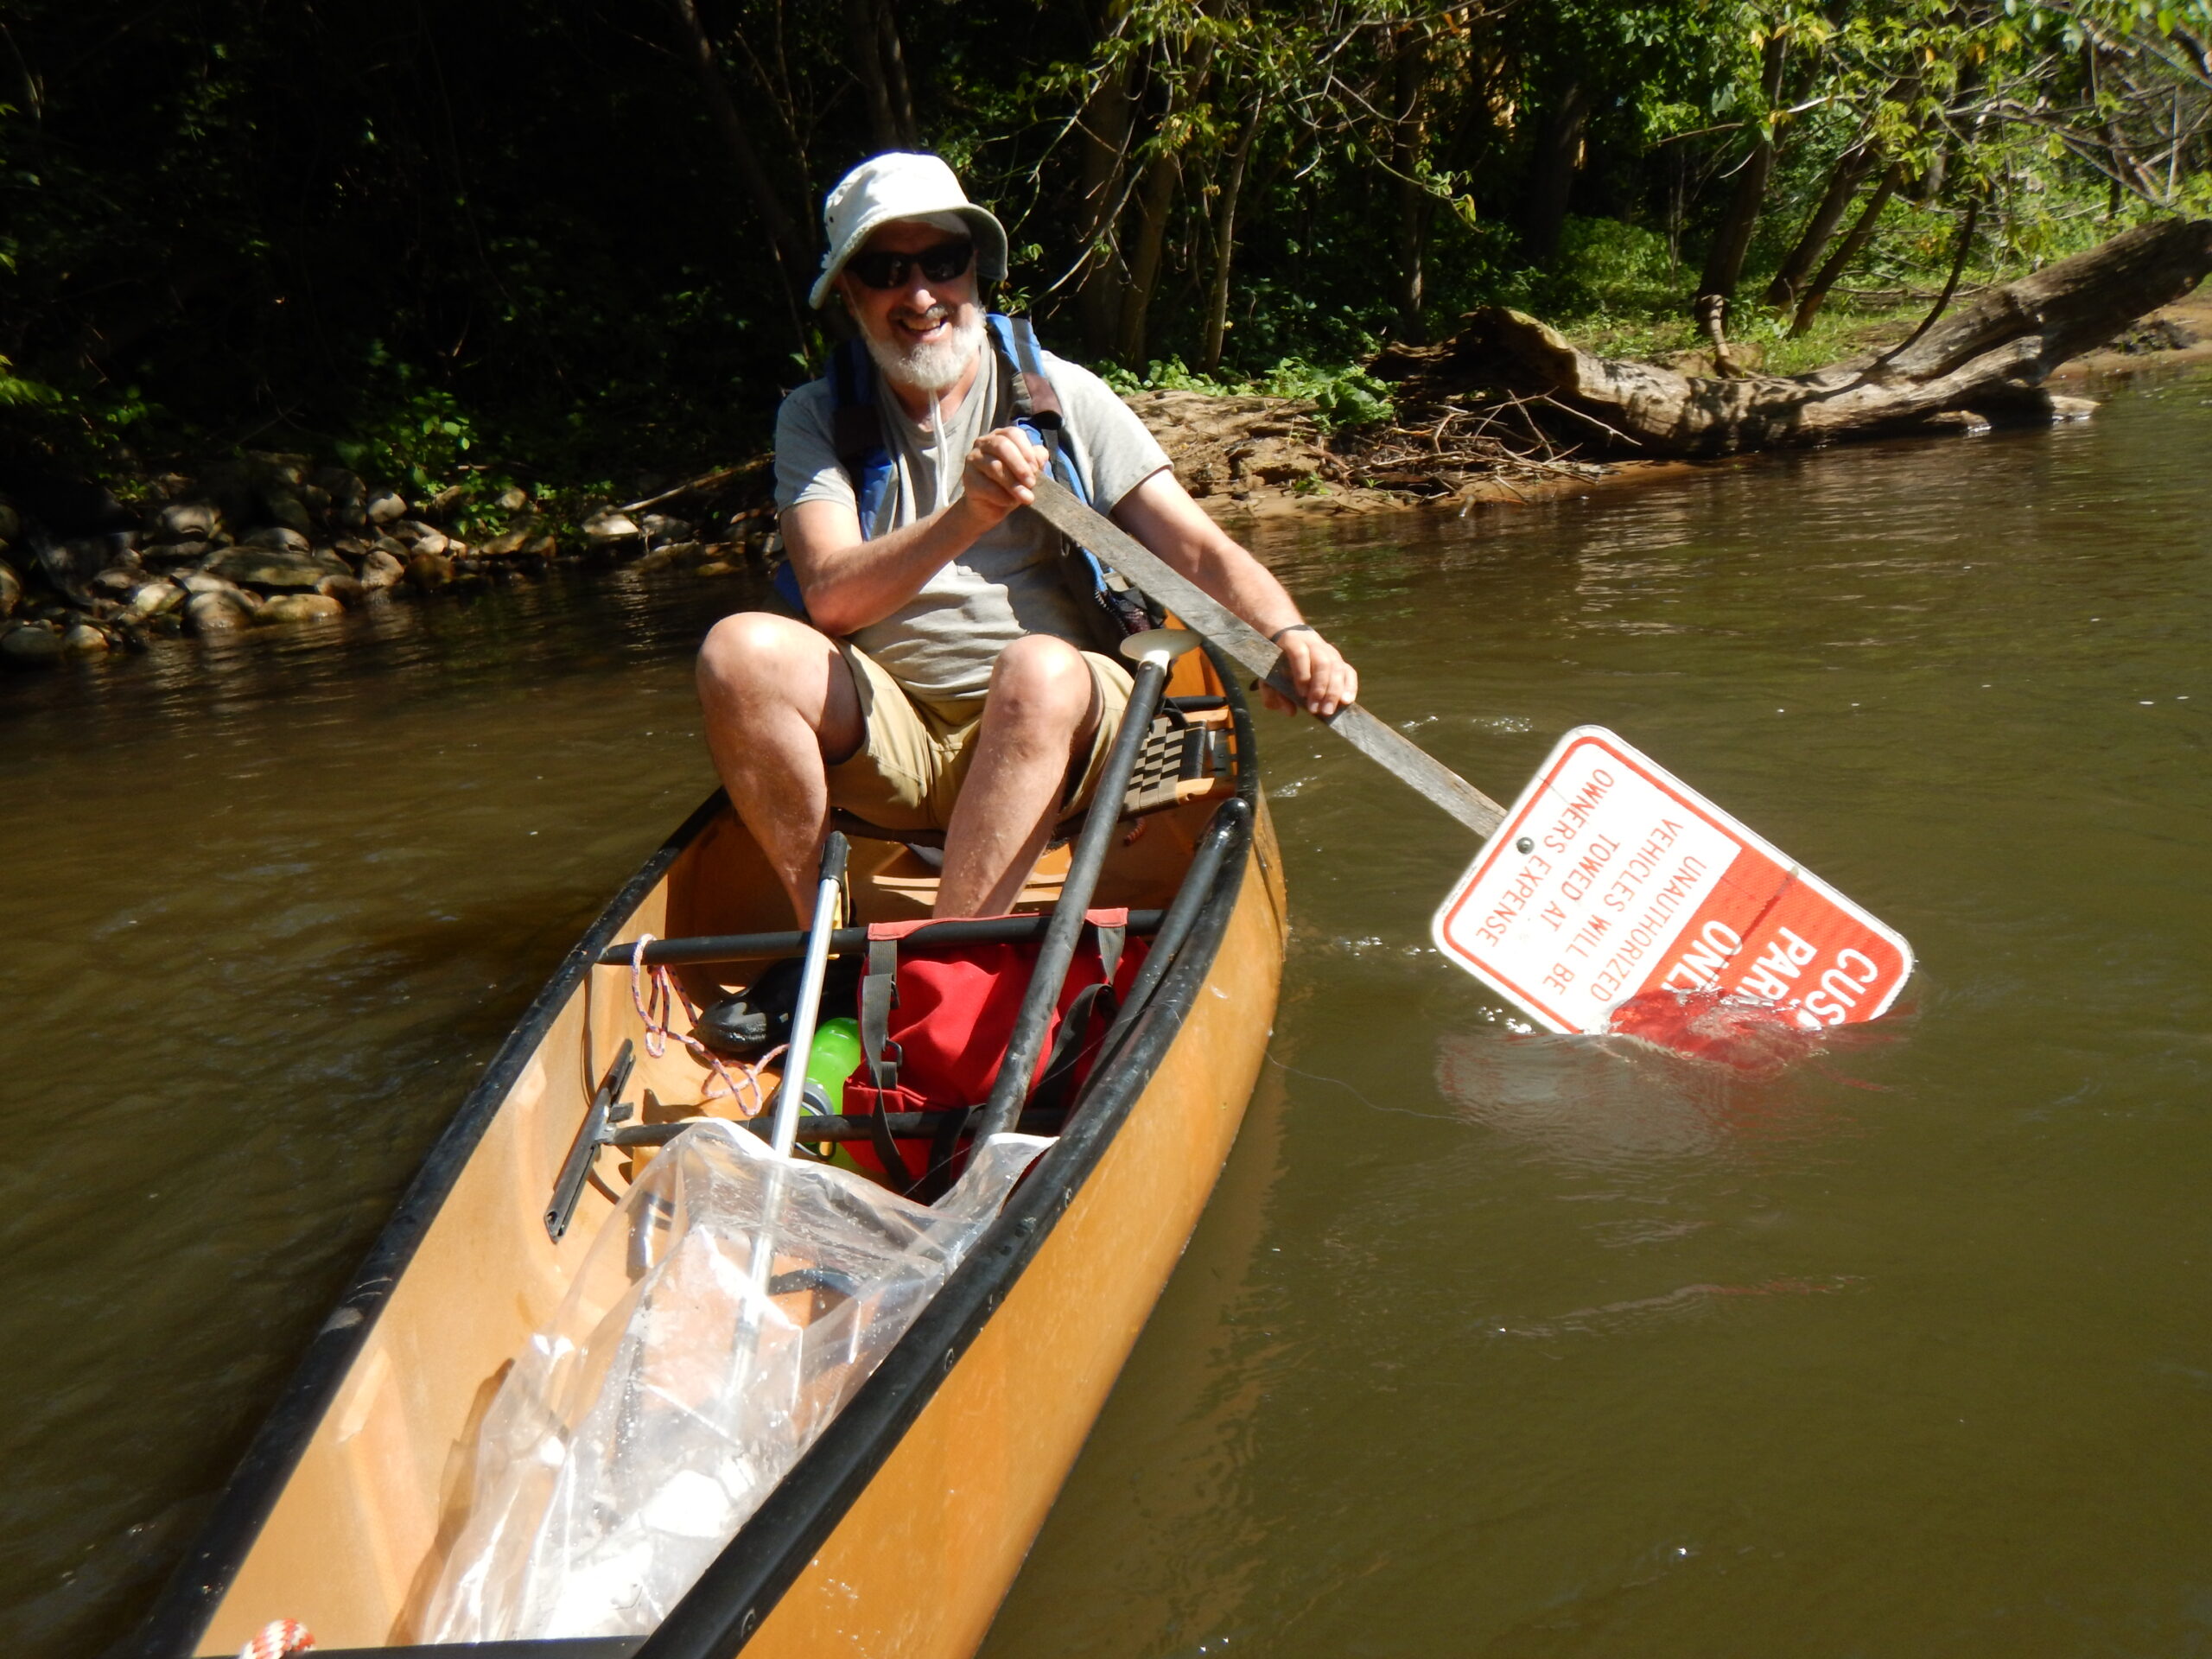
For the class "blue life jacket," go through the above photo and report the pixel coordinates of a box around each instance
[774,314,1155,652]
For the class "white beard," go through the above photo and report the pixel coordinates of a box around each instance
[864,303,984,395]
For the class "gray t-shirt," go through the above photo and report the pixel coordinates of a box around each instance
[773,341,1171,705]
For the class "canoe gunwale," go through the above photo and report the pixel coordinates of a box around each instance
[637,658,1260,1657]
[138,641,1262,1658]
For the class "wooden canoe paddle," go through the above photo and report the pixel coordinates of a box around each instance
[1024,475,1507,838]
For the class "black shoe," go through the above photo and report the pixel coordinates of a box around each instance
[697,952,863,1055]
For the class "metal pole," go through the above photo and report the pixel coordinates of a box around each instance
[1071,795,1247,1096]
[973,632,1189,1141]
[770,832,848,1159]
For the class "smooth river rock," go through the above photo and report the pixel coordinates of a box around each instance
[37,537,113,596]
[365,488,408,525]
[207,546,351,591]
[262,489,315,536]
[395,520,449,556]
[480,525,558,561]
[185,590,254,633]
[359,549,405,591]
[127,579,185,619]
[312,467,366,528]
[1,623,64,665]
[257,593,346,626]
[142,538,213,566]
[0,560,20,618]
[405,551,454,591]
[178,569,249,598]
[155,502,220,541]
[238,525,312,555]
[60,623,109,656]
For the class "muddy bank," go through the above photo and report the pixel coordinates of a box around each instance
[1129,383,1686,524]
[2055,288,2212,378]
[1162,287,2212,527]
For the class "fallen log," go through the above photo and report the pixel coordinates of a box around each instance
[1416,219,2212,457]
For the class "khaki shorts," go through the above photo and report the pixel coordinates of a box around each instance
[825,641,1135,833]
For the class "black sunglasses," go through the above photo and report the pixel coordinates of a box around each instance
[844,239,976,291]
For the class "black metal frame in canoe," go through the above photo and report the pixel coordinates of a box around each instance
[135,643,1262,1659]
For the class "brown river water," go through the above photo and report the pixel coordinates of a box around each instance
[4,365,2209,1656]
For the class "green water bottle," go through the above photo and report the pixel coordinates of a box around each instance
[801,1015,865,1172]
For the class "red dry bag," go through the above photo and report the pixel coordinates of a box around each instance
[840,909,1147,1194]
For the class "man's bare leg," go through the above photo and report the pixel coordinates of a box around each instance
[696,612,866,921]
[935,635,1103,918]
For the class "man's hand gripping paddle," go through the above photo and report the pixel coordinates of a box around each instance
[1027,477,1508,836]
[1024,476,1914,1061]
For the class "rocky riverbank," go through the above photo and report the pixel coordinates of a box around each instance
[6,289,2203,677]
[0,453,776,671]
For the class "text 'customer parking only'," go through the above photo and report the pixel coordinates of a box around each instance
[1432,726,1912,1037]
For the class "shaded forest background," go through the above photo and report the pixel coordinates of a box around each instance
[3,0,2207,516]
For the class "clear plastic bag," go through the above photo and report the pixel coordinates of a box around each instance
[423,1121,1049,1641]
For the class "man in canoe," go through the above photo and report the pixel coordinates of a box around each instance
[698,151,1357,921]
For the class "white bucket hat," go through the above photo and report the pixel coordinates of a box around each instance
[809,151,1009,309]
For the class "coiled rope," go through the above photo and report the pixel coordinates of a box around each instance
[631,933,778,1117]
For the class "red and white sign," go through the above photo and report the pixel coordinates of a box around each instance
[1432,726,1912,1037]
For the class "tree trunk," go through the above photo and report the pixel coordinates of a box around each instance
[1116,146,1180,366]
[1112,39,1210,366]
[847,0,899,150]
[664,0,809,347]
[1790,161,1904,334]
[1439,219,2212,457]
[1075,22,1138,358]
[1201,110,1261,372]
[1694,291,1748,378]
[1916,60,1980,205]
[1764,142,1878,308]
[1522,79,1587,267]
[844,0,918,150]
[1391,26,1430,339]
[1695,32,1789,303]
[1917,140,1947,205]
[878,0,918,144]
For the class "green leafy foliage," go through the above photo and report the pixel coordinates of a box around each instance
[1099,354,1395,429]
[0,0,2201,507]
[333,360,477,498]
[1257,360,1397,429]
[1515,218,1687,318]
[0,355,59,410]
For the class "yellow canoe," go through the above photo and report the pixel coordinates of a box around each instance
[138,642,1286,1659]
